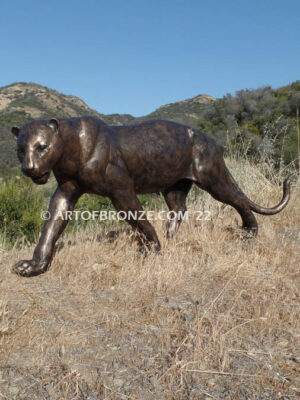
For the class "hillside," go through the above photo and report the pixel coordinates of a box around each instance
[196,82,300,166]
[0,83,216,171]
[0,81,299,172]
[138,93,215,126]
[0,83,135,171]
[0,82,101,119]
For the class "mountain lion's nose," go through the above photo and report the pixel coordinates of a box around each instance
[22,160,35,175]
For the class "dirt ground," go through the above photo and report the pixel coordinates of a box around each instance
[0,160,299,399]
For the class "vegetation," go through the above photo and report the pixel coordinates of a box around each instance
[1,81,299,171]
[0,111,32,169]
[0,81,299,398]
[0,80,299,246]
[0,174,158,248]
[197,82,300,168]
[0,158,299,399]
[140,94,215,127]
[0,176,46,247]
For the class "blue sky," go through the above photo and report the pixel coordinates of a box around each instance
[0,0,299,116]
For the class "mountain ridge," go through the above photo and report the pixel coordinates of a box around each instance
[0,81,215,125]
[0,82,216,171]
[0,81,299,172]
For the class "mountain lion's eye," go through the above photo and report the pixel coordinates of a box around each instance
[38,144,48,152]
[18,148,25,157]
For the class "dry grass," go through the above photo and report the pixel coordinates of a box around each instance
[0,159,299,399]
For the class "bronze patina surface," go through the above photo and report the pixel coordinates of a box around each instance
[11,117,290,277]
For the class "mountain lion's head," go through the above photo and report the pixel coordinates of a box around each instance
[12,119,63,184]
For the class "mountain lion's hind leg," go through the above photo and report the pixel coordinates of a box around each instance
[111,189,161,253]
[163,179,192,238]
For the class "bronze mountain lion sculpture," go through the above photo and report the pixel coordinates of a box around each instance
[11,117,290,277]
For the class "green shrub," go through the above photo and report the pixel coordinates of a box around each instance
[0,175,158,248]
[0,176,46,247]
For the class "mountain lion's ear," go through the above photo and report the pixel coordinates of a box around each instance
[48,118,59,132]
[11,126,20,138]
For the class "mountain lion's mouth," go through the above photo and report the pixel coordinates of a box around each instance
[32,171,50,184]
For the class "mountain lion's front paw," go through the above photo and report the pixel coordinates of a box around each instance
[12,259,48,277]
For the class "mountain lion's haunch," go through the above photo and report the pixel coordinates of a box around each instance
[11,117,290,277]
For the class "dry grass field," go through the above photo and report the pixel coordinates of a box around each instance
[0,159,299,399]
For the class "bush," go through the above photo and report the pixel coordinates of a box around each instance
[0,175,157,248]
[0,176,46,247]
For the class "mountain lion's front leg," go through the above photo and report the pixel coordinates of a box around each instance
[12,182,81,277]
